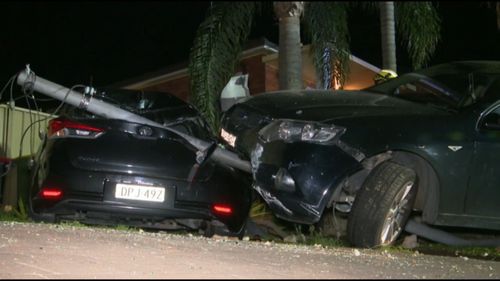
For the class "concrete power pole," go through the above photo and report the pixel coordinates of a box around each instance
[16,69,252,174]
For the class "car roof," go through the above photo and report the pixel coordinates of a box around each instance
[417,61,500,76]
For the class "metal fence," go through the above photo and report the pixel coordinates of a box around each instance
[0,103,55,159]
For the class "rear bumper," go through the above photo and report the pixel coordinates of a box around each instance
[34,198,211,218]
[30,197,213,229]
[31,166,252,233]
[32,197,247,234]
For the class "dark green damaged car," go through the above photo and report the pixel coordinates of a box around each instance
[220,61,500,248]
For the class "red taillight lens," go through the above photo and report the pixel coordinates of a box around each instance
[48,118,104,138]
[40,187,63,200]
[212,204,233,216]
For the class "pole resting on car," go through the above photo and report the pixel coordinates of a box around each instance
[16,68,252,174]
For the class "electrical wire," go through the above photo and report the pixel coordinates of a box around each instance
[22,70,38,156]
[0,75,17,102]
[0,65,90,159]
[18,84,87,158]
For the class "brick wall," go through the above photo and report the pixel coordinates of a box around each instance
[264,64,279,93]
[142,55,271,101]
[137,54,376,101]
[238,56,267,95]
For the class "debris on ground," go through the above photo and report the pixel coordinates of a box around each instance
[402,234,419,249]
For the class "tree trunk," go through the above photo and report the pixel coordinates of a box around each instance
[380,1,397,72]
[497,2,500,30]
[274,2,304,90]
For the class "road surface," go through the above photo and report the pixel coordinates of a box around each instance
[0,221,498,279]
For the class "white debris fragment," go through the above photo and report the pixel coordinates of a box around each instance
[401,234,419,249]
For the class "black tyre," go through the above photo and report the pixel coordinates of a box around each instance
[347,161,418,248]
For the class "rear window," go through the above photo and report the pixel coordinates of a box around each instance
[62,89,194,118]
[59,89,212,139]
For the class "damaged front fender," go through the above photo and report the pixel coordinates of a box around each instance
[249,138,365,224]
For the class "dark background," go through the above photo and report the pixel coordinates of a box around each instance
[1,1,499,99]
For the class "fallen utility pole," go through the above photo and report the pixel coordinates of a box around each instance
[16,69,252,173]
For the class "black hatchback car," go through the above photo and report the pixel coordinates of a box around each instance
[220,61,500,247]
[29,89,251,236]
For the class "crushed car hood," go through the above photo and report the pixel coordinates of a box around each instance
[242,90,449,121]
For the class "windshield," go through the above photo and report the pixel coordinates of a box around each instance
[366,62,500,109]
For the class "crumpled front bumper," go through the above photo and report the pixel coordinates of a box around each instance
[250,139,364,224]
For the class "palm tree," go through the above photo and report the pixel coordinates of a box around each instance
[379,2,397,72]
[188,1,440,134]
[274,2,305,90]
[392,2,441,70]
[485,2,500,30]
[362,1,440,73]
[188,2,350,134]
[497,2,500,30]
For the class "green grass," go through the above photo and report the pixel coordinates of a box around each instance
[59,220,88,228]
[0,202,29,222]
[57,220,142,232]
[0,207,141,233]
[414,241,500,261]
[296,228,500,262]
[114,224,139,232]
[0,209,29,222]
[302,233,350,248]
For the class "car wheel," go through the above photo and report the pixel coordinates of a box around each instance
[347,161,418,248]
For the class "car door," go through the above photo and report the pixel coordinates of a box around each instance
[466,100,500,220]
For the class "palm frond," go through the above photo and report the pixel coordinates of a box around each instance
[188,2,258,134]
[395,2,441,70]
[303,2,351,89]
[256,1,274,17]
[347,1,378,12]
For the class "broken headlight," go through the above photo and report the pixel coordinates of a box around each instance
[258,119,346,144]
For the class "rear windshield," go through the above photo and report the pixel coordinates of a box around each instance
[60,89,212,139]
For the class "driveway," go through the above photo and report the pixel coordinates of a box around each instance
[0,221,498,279]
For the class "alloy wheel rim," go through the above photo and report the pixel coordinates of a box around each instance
[380,181,414,245]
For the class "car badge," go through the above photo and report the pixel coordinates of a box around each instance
[138,126,153,136]
[448,146,462,152]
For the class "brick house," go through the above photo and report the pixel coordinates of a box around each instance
[111,38,381,102]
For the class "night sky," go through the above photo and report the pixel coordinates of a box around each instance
[1,1,499,101]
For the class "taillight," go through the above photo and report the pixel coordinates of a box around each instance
[40,187,63,201]
[48,118,104,139]
[212,204,233,216]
